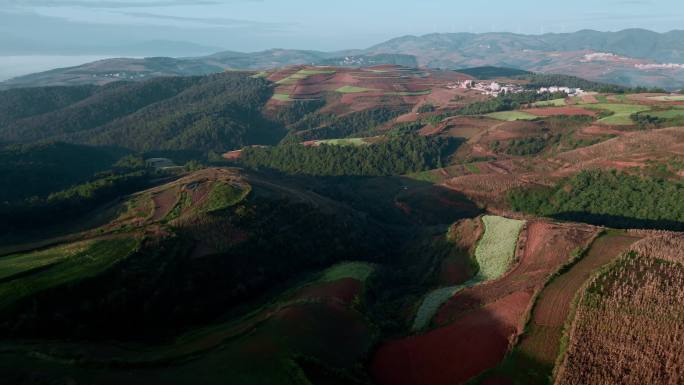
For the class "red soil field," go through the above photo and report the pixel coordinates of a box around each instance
[222,150,242,160]
[515,233,640,366]
[291,278,363,306]
[438,218,484,285]
[579,125,625,137]
[150,187,178,221]
[524,107,597,117]
[371,291,530,385]
[188,181,211,206]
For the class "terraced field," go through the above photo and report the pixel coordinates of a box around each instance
[475,232,641,385]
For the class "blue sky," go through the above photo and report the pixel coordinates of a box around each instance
[2,0,684,52]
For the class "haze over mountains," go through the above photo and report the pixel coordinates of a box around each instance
[4,29,684,90]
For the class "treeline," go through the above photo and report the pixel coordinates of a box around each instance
[241,134,459,176]
[456,91,567,115]
[291,107,409,141]
[508,170,684,230]
[458,66,531,79]
[1,171,153,234]
[632,112,684,130]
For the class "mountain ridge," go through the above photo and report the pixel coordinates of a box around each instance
[3,29,684,90]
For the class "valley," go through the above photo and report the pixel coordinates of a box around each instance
[0,62,683,385]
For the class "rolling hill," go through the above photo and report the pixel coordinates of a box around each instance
[2,63,684,385]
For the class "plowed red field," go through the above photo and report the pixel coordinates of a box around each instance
[515,233,641,366]
[525,107,597,117]
[371,291,530,385]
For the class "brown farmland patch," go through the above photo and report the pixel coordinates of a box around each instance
[556,248,684,385]
[515,233,640,368]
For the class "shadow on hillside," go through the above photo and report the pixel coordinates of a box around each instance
[552,211,684,231]
[285,173,484,227]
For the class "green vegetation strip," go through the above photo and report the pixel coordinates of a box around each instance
[321,261,375,283]
[413,216,524,331]
[646,109,684,119]
[486,111,539,121]
[313,138,369,146]
[386,90,432,96]
[201,182,251,213]
[0,241,94,281]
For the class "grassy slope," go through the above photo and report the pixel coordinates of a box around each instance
[581,103,650,125]
[0,238,139,311]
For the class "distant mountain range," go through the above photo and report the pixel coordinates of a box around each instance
[3,29,684,90]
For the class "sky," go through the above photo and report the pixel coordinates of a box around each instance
[1,0,684,54]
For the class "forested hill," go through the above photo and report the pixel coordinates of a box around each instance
[0,72,285,153]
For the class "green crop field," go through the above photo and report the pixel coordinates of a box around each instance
[582,103,651,125]
[475,216,525,279]
[272,93,292,101]
[413,285,467,331]
[321,261,375,282]
[0,238,139,310]
[486,111,539,121]
[336,86,376,93]
[413,216,525,330]
[465,163,481,174]
[201,182,251,213]
[533,98,566,107]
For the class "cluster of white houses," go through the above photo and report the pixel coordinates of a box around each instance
[448,80,585,97]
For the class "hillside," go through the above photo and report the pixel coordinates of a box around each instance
[0,73,285,153]
[3,29,684,90]
[2,65,684,385]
